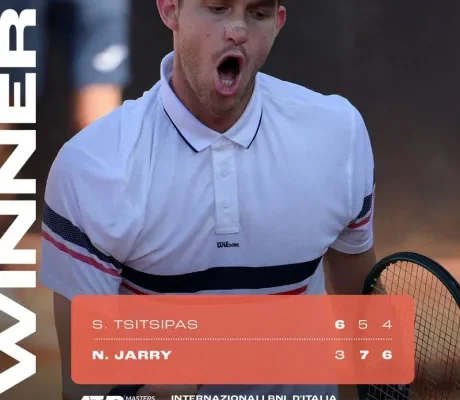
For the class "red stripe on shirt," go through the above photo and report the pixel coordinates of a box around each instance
[42,230,120,277]
[348,214,371,229]
[121,282,308,295]
[271,284,308,295]
[121,281,146,294]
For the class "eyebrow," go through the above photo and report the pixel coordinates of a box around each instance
[213,0,278,7]
[248,0,278,6]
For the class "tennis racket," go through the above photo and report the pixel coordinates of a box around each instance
[357,252,460,400]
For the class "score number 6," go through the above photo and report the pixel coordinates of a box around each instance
[335,320,392,329]
[335,350,393,360]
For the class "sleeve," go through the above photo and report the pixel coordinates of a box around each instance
[39,143,125,300]
[330,105,376,254]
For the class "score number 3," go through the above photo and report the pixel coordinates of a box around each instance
[335,320,392,329]
[335,350,393,360]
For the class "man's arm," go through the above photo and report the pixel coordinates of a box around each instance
[39,143,127,399]
[325,246,377,295]
[326,103,376,294]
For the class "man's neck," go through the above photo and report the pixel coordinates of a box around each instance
[170,58,253,133]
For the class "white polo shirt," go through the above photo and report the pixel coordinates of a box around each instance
[39,51,375,397]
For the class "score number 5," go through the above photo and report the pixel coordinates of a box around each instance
[335,320,392,329]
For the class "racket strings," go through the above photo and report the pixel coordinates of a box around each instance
[366,260,459,400]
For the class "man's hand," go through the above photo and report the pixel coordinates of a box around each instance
[137,384,202,398]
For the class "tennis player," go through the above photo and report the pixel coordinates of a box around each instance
[39,0,377,399]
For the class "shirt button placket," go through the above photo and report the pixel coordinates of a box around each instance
[211,137,239,234]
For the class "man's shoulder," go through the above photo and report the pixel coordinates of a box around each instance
[258,72,357,116]
[67,83,161,157]
[49,82,162,198]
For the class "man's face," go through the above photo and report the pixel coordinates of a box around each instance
[175,0,286,115]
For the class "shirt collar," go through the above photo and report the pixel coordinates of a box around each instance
[160,51,263,152]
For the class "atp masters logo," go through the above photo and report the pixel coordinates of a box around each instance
[0,8,38,395]
[81,397,156,400]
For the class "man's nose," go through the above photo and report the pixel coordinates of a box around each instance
[224,24,248,45]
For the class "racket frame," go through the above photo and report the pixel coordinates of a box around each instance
[361,251,460,305]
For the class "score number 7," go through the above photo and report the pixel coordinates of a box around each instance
[335,320,392,329]
[335,350,393,360]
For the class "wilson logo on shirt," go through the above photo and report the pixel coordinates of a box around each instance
[217,241,240,248]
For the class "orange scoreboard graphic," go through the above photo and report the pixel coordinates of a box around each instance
[71,295,415,385]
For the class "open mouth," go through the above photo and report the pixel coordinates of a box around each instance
[217,56,241,85]
[215,56,243,96]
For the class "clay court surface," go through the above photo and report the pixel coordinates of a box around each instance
[0,234,459,400]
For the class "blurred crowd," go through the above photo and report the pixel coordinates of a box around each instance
[0,0,131,325]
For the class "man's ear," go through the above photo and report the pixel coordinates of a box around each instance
[275,6,287,38]
[157,0,179,31]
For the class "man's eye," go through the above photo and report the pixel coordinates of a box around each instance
[208,6,228,13]
[251,10,267,19]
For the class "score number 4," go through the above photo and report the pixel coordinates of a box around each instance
[335,320,392,329]
[335,350,392,360]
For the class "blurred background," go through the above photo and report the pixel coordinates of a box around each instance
[0,0,459,399]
